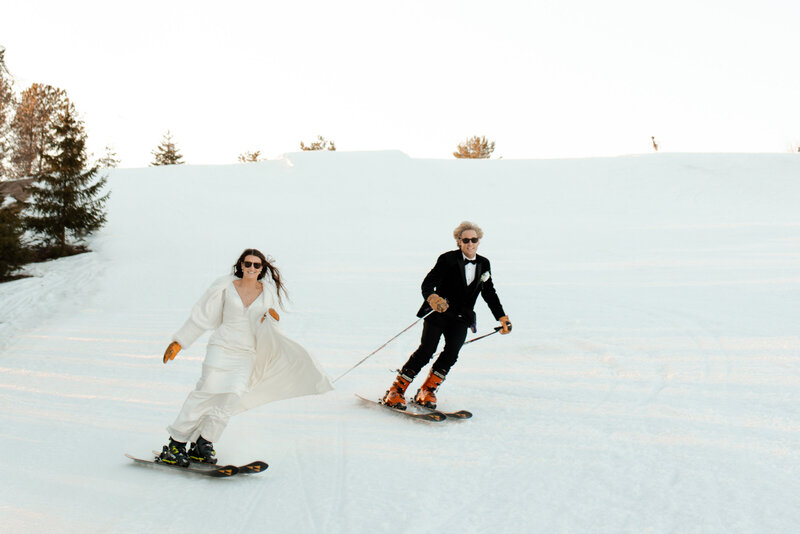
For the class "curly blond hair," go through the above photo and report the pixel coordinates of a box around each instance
[453,221,484,244]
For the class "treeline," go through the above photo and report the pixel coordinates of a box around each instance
[235,135,496,163]
[0,49,108,282]
[0,45,498,281]
[150,133,339,166]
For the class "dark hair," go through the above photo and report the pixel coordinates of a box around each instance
[232,248,288,307]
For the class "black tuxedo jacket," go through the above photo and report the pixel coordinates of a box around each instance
[416,249,506,324]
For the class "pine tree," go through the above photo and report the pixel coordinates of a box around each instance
[98,145,121,168]
[0,55,14,180]
[0,191,28,281]
[25,101,108,256]
[0,47,28,277]
[453,136,495,159]
[10,83,68,177]
[151,130,185,166]
[300,135,336,151]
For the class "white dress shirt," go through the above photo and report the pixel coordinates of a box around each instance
[463,254,477,285]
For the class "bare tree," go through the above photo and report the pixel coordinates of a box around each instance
[238,150,262,163]
[453,136,495,159]
[300,135,336,151]
[10,83,68,177]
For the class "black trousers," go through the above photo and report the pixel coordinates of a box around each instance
[401,314,468,379]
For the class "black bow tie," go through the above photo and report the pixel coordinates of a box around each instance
[464,259,477,265]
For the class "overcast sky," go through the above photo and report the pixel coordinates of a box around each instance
[2,0,799,167]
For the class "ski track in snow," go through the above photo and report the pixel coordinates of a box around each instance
[1,152,800,533]
[0,252,101,353]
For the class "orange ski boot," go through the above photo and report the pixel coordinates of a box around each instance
[414,370,445,409]
[381,373,413,410]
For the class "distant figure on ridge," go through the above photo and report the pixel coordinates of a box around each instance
[381,221,511,410]
[652,136,659,152]
[158,248,332,467]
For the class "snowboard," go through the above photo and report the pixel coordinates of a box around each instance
[126,453,239,477]
[188,459,268,474]
[150,451,269,475]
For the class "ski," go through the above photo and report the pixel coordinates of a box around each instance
[151,451,269,475]
[126,453,239,477]
[355,393,447,422]
[412,402,472,419]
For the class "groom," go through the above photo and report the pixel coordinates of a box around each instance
[382,221,511,410]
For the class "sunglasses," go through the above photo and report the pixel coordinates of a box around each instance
[461,238,479,244]
[243,261,262,269]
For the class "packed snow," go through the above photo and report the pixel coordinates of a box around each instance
[1,151,799,533]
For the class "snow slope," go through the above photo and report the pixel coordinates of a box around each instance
[1,151,799,533]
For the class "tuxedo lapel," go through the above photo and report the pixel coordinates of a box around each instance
[455,253,468,287]
[473,261,484,292]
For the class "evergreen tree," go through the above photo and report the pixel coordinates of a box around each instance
[300,135,336,151]
[98,144,121,168]
[0,191,28,281]
[151,130,184,166]
[25,101,108,255]
[10,83,68,177]
[0,54,14,180]
[453,136,495,159]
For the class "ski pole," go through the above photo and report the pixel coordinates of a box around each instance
[463,326,503,345]
[332,310,434,383]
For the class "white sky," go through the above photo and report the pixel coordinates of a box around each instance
[2,0,800,167]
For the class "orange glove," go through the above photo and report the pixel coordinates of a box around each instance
[499,316,512,334]
[427,294,449,313]
[163,341,182,363]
